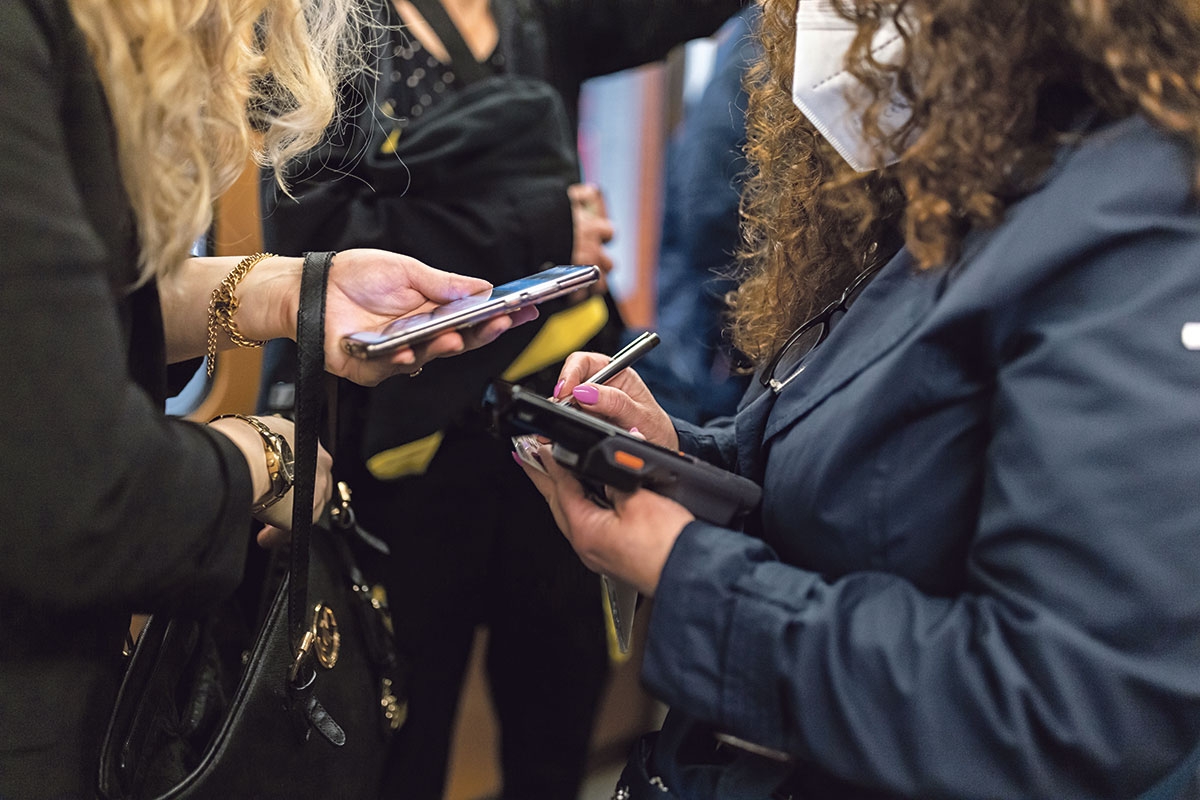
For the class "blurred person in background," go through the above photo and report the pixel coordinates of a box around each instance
[636,7,758,424]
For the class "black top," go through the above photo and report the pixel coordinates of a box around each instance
[378,26,506,134]
[0,2,255,797]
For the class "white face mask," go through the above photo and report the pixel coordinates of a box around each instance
[791,0,910,171]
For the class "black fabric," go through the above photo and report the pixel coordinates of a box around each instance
[353,74,584,454]
[406,0,492,86]
[1,3,256,797]
[500,0,745,134]
[345,427,610,800]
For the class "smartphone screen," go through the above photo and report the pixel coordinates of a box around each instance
[341,264,600,358]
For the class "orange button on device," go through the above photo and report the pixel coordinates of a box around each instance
[613,450,645,471]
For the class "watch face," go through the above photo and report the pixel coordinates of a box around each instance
[276,436,295,485]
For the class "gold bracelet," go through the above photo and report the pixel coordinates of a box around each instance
[206,252,276,377]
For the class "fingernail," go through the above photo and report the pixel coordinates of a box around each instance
[630,427,640,435]
[572,384,599,405]
[553,379,565,399]
[511,452,523,466]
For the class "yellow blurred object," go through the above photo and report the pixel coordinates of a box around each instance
[366,430,445,479]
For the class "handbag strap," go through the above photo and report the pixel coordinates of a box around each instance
[405,0,492,86]
[288,250,334,655]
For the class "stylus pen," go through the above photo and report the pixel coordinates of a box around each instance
[556,330,661,404]
[512,331,662,473]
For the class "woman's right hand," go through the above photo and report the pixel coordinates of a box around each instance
[553,351,678,450]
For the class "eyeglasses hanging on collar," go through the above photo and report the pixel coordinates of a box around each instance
[759,246,887,394]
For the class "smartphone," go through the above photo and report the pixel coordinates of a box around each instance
[341,264,601,358]
[486,381,762,527]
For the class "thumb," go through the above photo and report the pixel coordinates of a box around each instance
[256,524,290,549]
[405,261,492,305]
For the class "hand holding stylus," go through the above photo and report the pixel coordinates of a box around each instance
[512,331,662,473]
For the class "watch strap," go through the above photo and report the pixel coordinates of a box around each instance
[249,430,289,514]
[210,413,293,513]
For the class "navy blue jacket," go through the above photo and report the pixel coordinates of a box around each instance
[642,114,1200,798]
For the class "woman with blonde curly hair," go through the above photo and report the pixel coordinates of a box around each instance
[521,0,1200,797]
[0,1,534,796]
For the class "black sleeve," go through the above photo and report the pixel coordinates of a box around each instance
[536,0,745,83]
[0,0,252,615]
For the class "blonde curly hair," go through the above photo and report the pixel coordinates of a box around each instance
[733,0,1200,365]
[67,0,368,282]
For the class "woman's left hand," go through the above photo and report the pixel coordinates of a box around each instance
[324,249,540,386]
[517,441,694,597]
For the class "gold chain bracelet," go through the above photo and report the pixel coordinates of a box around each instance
[206,252,276,377]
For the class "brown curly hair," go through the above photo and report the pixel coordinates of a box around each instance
[731,0,1200,365]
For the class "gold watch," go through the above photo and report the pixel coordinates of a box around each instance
[211,414,295,514]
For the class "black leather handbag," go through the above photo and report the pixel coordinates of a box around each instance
[97,252,406,799]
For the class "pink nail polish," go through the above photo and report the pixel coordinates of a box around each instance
[572,384,599,405]
[630,427,640,435]
[553,379,565,399]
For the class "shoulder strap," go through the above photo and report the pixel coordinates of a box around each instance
[406,0,492,86]
[288,250,333,653]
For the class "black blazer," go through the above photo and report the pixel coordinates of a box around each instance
[1,3,254,797]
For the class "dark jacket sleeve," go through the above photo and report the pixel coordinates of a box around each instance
[0,0,252,616]
[534,0,745,82]
[674,416,739,471]
[520,0,744,129]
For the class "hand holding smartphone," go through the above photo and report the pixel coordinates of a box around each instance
[341,265,601,358]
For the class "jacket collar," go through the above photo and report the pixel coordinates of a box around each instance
[732,247,947,482]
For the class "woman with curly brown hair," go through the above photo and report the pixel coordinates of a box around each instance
[519,0,1200,797]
